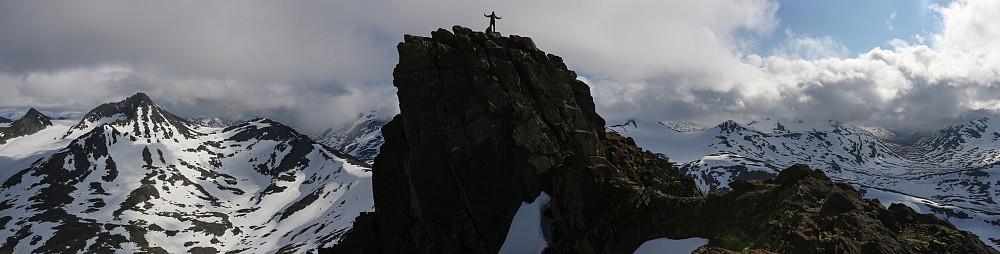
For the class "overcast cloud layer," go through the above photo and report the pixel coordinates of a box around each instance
[1,0,999,133]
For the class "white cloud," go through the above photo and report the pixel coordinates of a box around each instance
[932,0,1000,51]
[771,30,850,60]
[592,0,1000,131]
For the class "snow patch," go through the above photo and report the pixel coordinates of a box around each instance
[499,192,552,254]
[633,237,709,254]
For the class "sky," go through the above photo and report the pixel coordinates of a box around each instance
[1,0,999,133]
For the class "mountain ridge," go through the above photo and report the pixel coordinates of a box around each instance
[0,92,374,253]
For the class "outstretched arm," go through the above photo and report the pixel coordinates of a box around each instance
[496,16,502,19]
[485,13,490,17]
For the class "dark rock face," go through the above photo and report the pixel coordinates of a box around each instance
[330,26,997,254]
[0,116,11,124]
[0,108,54,144]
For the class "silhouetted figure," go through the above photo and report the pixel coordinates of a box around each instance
[485,11,501,33]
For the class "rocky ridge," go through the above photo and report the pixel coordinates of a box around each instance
[329,26,997,253]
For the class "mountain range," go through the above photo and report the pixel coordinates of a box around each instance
[0,93,373,253]
[609,117,1000,249]
[2,26,998,253]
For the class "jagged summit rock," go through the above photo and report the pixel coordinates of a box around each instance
[330,26,997,253]
[0,108,54,145]
[333,25,702,253]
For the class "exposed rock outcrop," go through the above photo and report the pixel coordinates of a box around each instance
[0,108,53,145]
[673,165,995,253]
[329,26,997,254]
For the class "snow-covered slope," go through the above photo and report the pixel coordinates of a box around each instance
[187,116,245,128]
[0,119,77,183]
[915,117,1000,168]
[313,112,387,165]
[659,121,708,133]
[0,93,373,253]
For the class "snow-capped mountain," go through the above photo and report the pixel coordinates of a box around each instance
[913,117,1000,168]
[0,93,373,253]
[609,118,1000,249]
[313,112,387,165]
[0,108,54,145]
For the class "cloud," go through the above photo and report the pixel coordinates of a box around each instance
[0,0,780,133]
[771,30,850,60]
[932,0,1000,51]
[591,0,1000,131]
[2,0,999,133]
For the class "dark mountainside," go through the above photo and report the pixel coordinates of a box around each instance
[0,116,11,124]
[329,26,996,253]
[0,108,53,145]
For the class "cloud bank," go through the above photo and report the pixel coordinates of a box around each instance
[0,0,998,132]
[588,0,1000,130]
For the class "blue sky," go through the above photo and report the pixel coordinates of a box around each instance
[770,0,948,55]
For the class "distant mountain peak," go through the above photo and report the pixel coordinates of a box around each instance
[0,108,54,145]
[64,92,199,140]
[21,108,53,125]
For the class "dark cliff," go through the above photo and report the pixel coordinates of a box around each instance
[329,26,997,254]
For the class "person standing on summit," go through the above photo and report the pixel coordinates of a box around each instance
[485,11,501,33]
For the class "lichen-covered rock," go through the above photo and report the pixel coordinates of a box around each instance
[329,26,997,254]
